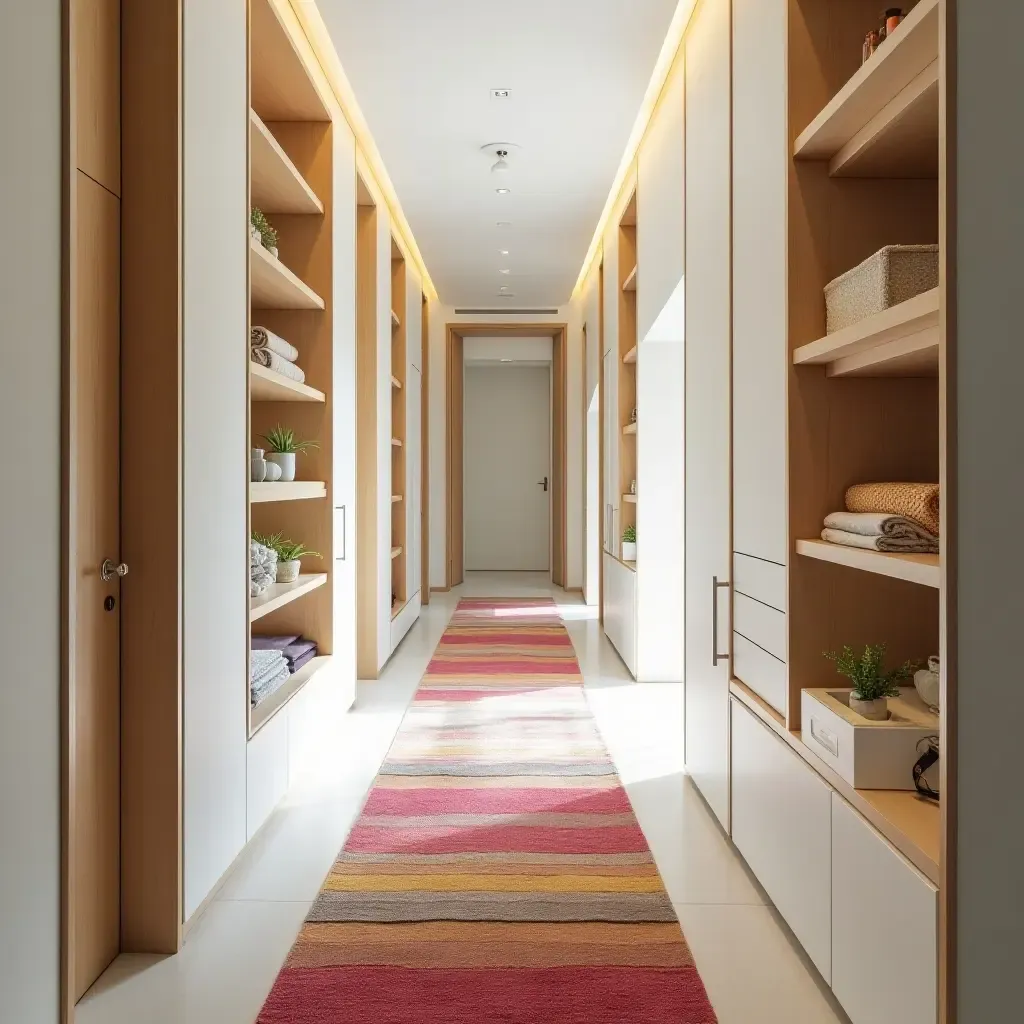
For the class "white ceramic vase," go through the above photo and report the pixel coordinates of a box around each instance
[848,693,890,721]
[266,452,296,482]
[277,559,300,584]
[263,461,283,482]
[621,541,637,562]
[914,655,940,711]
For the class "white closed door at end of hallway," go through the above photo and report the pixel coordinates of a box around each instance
[464,364,551,571]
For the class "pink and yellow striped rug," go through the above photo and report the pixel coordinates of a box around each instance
[258,597,716,1022]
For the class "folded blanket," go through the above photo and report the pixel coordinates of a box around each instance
[289,648,317,675]
[251,634,301,651]
[845,482,940,536]
[823,511,938,544]
[821,527,938,554]
[251,325,299,362]
[250,346,306,383]
[251,662,291,707]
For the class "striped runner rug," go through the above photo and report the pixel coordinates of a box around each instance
[258,597,717,1022]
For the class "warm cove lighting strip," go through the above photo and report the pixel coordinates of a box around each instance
[571,0,698,300]
[290,0,439,302]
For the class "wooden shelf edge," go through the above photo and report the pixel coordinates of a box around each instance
[622,265,638,292]
[249,572,328,622]
[729,679,940,885]
[250,655,331,737]
[391,310,401,329]
[391,375,403,389]
[249,108,324,215]
[622,422,637,435]
[250,481,327,503]
[249,238,325,311]
[391,438,403,448]
[391,597,410,621]
[623,345,637,365]
[622,494,637,504]
[250,363,326,403]
[390,546,403,560]
[796,538,940,588]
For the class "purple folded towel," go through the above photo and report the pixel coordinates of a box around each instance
[251,634,300,651]
[289,648,318,674]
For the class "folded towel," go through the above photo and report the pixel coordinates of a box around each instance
[289,648,317,675]
[821,527,938,554]
[823,511,938,544]
[250,542,279,597]
[845,482,940,536]
[281,638,317,664]
[251,662,291,707]
[251,634,301,651]
[250,346,307,383]
[250,648,288,687]
[251,325,299,362]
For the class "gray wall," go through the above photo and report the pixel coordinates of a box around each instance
[0,2,62,1021]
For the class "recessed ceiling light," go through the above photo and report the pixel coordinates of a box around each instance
[499,250,509,255]
[499,268,511,275]
[495,188,511,195]
[497,222,512,228]
[500,358,513,363]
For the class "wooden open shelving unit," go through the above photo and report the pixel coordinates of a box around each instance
[247,0,333,738]
[617,193,638,550]
[390,239,408,619]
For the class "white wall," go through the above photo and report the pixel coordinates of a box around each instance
[0,2,61,1019]
[427,306,583,590]
[182,0,249,919]
[465,336,553,363]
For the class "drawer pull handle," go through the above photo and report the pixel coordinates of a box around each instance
[712,576,730,667]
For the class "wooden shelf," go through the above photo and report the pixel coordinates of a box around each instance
[249,109,323,215]
[391,438,403,448]
[250,481,327,503]
[793,289,939,378]
[622,494,637,505]
[391,310,401,329]
[622,265,638,292]
[250,363,326,402]
[250,238,324,310]
[623,345,637,365]
[250,572,328,623]
[390,546,403,560]
[391,597,410,621]
[391,375,403,389]
[250,655,331,736]
[796,538,939,588]
[391,495,403,504]
[250,0,329,122]
[794,0,939,178]
[730,679,939,884]
[622,422,637,436]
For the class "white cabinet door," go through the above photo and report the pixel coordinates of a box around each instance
[683,0,732,830]
[732,0,788,567]
[831,794,938,1024]
[406,365,421,597]
[731,700,833,982]
[603,553,636,676]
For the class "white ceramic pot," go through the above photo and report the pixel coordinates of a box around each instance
[263,461,283,482]
[267,245,279,259]
[250,456,266,482]
[848,693,890,721]
[277,559,300,584]
[621,541,637,562]
[266,452,296,482]
[914,655,940,711]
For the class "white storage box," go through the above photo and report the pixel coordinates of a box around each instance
[824,245,939,334]
[800,687,938,790]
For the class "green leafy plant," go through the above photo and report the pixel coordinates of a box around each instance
[262,425,319,455]
[823,644,916,702]
[250,206,278,250]
[252,532,320,563]
[622,524,636,544]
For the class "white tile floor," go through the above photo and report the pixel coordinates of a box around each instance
[78,572,847,1023]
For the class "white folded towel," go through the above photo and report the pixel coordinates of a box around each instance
[823,511,938,543]
[821,526,938,554]
[250,346,306,383]
[251,325,299,362]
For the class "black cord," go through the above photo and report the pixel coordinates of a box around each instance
[913,735,940,801]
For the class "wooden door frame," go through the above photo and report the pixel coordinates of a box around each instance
[444,323,569,589]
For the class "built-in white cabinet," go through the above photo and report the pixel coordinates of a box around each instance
[831,793,938,1024]
[603,552,636,676]
[731,700,833,982]
[683,0,732,830]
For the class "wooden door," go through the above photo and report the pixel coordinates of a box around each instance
[683,0,732,831]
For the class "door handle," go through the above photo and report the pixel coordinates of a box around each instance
[712,576,730,667]
[538,476,549,492]
[101,559,129,582]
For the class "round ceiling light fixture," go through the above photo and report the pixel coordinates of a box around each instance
[480,142,520,176]
[491,149,510,175]
[499,249,509,255]
[495,188,511,195]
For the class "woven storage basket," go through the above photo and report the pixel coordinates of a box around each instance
[824,244,939,334]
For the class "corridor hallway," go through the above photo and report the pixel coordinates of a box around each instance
[77,576,846,1023]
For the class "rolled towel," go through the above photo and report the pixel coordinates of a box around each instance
[821,527,938,554]
[823,511,938,544]
[250,346,306,383]
[251,325,299,362]
[845,482,939,536]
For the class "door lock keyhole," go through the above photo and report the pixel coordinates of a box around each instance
[104,596,116,612]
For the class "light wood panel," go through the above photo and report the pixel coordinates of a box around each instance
[250,363,326,402]
[118,0,183,958]
[74,0,120,195]
[250,481,327,503]
[421,295,430,603]
[796,539,940,588]
[623,345,637,365]
[250,238,325,310]
[249,109,323,214]
[622,265,637,292]
[249,573,327,622]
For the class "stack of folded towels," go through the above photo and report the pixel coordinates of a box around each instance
[250,540,278,597]
[250,649,291,708]
[251,634,319,675]
[821,482,939,554]
[251,325,306,384]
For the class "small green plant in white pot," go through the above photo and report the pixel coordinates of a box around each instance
[250,206,279,257]
[622,524,637,562]
[255,533,320,584]
[262,425,319,482]
[824,643,916,721]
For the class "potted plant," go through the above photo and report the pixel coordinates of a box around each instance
[254,533,320,584]
[250,207,279,258]
[622,524,637,562]
[262,425,319,482]
[824,643,916,721]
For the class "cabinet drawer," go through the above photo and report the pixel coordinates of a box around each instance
[734,552,786,611]
[246,710,289,841]
[734,592,786,662]
[603,553,637,676]
[831,794,937,1024]
[734,633,787,715]
[731,699,832,982]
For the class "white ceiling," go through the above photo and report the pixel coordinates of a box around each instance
[320,0,678,307]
